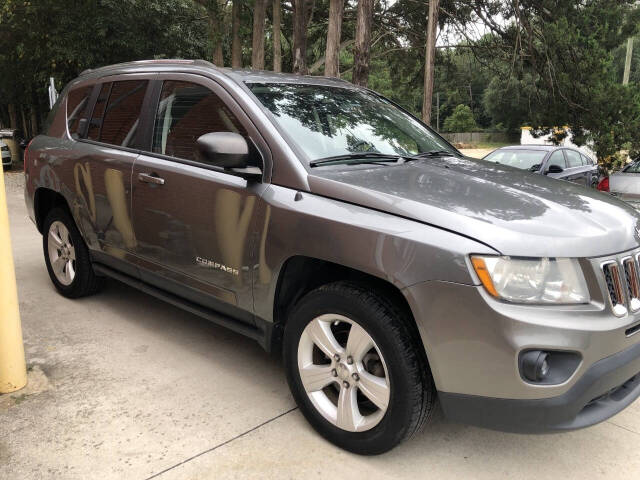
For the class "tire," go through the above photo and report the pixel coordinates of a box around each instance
[283,281,436,455]
[43,207,103,298]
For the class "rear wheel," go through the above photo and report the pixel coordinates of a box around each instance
[283,281,435,454]
[43,208,103,298]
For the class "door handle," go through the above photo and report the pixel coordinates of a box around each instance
[138,172,165,185]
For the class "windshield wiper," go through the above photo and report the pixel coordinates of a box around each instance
[409,150,458,159]
[309,152,405,167]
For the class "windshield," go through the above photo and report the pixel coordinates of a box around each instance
[248,83,455,163]
[484,149,548,171]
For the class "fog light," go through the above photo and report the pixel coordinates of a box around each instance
[521,350,550,382]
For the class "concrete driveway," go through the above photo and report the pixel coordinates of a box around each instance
[2,171,640,479]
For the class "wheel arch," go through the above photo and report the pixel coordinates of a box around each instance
[271,256,429,365]
[34,187,72,234]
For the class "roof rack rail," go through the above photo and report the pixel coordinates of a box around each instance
[77,59,216,77]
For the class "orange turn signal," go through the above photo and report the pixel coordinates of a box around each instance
[471,256,499,298]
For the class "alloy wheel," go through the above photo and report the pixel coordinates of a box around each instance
[297,314,390,432]
[47,220,76,286]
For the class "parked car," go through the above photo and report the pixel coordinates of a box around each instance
[597,160,640,211]
[25,60,640,454]
[1,140,11,169]
[484,145,599,188]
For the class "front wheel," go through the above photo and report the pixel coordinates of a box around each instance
[283,282,436,454]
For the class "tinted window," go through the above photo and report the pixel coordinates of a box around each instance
[100,80,148,147]
[87,83,111,141]
[547,150,566,169]
[66,86,93,138]
[152,81,246,162]
[484,149,546,171]
[565,150,582,168]
[249,83,455,163]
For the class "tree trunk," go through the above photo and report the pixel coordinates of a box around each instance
[352,0,373,87]
[208,14,225,65]
[324,0,343,78]
[422,0,439,124]
[252,0,267,70]
[8,104,18,131]
[232,1,242,68]
[30,106,39,137]
[20,106,29,138]
[292,0,308,74]
[272,0,282,72]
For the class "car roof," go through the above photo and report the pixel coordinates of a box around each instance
[494,145,560,151]
[77,59,355,89]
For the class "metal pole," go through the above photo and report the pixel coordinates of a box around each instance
[623,37,634,85]
[436,92,440,132]
[0,169,27,393]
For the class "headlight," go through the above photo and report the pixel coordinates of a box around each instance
[470,256,590,304]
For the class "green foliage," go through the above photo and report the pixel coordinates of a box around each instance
[0,0,209,129]
[469,0,640,159]
[443,104,477,132]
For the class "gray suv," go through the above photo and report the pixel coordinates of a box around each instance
[24,60,640,454]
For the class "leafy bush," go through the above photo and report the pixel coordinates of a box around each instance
[443,105,477,132]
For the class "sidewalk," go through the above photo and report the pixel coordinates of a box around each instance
[2,171,639,479]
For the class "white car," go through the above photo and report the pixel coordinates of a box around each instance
[1,140,12,169]
[600,160,640,210]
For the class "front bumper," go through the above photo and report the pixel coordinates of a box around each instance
[403,263,640,432]
[439,340,640,432]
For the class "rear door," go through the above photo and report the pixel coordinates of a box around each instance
[581,153,598,188]
[563,149,587,186]
[130,74,268,323]
[72,77,150,275]
[544,149,567,180]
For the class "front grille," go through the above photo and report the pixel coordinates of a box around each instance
[623,257,640,312]
[602,261,627,316]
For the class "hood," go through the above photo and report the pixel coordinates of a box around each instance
[307,156,640,258]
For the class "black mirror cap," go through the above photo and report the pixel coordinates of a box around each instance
[546,164,564,174]
[196,132,250,168]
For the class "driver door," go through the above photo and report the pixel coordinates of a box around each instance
[130,75,267,322]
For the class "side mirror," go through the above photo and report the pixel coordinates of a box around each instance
[196,132,262,180]
[546,164,564,174]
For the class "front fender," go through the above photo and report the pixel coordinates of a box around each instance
[252,185,497,322]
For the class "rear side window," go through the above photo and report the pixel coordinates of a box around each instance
[565,150,582,168]
[151,80,246,162]
[547,150,566,169]
[581,153,594,165]
[100,80,148,147]
[66,85,93,138]
[87,83,111,141]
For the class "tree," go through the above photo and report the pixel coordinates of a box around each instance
[454,0,640,158]
[443,104,476,132]
[231,1,243,68]
[324,0,344,78]
[0,0,209,134]
[272,0,282,72]
[252,0,267,69]
[194,0,225,66]
[422,0,439,124]
[292,0,308,74]
[352,0,373,86]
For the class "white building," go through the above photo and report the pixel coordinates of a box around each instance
[520,127,597,159]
